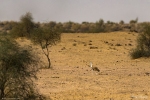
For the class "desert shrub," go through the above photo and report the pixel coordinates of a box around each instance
[10,12,34,38]
[3,23,12,31]
[94,19,105,33]
[0,22,4,27]
[130,48,150,59]
[119,20,124,25]
[130,24,150,59]
[10,22,25,37]
[130,18,138,24]
[31,27,61,68]
[0,35,47,100]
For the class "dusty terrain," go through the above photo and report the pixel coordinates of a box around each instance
[17,32,150,100]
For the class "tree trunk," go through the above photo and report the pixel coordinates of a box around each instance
[40,42,51,69]
[47,55,51,68]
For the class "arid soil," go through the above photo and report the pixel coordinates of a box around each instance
[17,32,150,100]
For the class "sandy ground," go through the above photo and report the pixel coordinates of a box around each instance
[17,32,150,100]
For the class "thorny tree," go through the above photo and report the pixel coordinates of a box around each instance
[32,27,61,68]
[0,35,45,100]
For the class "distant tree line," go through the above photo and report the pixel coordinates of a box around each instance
[0,17,149,33]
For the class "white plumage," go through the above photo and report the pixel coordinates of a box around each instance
[90,62,100,72]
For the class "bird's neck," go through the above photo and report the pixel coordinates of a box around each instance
[90,63,92,68]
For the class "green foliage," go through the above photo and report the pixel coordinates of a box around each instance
[32,27,61,47]
[130,49,150,59]
[119,20,124,25]
[10,12,61,69]
[20,12,34,35]
[0,35,46,99]
[130,24,150,59]
[31,27,61,68]
[2,17,146,33]
[137,24,150,49]
[10,12,34,37]
[94,19,105,33]
[10,22,25,37]
[130,18,138,24]
[1,15,150,33]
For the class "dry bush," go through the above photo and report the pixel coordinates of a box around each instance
[0,35,47,100]
[130,24,150,59]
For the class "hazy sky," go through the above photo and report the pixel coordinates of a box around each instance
[0,0,150,23]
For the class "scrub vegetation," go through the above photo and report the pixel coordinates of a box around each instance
[0,12,150,99]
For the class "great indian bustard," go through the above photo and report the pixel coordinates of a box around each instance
[89,62,100,72]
